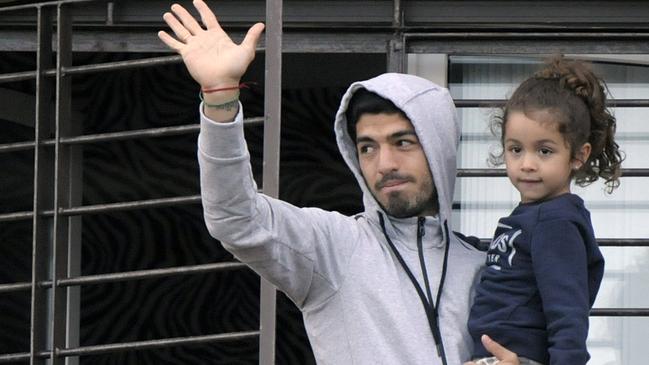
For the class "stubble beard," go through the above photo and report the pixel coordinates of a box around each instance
[379,179,438,218]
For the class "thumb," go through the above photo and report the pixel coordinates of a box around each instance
[241,22,265,52]
[481,335,518,363]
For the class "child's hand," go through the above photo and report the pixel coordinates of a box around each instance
[463,335,521,365]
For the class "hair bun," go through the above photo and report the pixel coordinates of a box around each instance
[507,55,624,192]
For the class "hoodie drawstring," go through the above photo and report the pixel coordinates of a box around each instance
[378,213,450,365]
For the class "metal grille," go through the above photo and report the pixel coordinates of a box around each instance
[0,0,280,363]
[1,0,648,364]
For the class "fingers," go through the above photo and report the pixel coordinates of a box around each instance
[171,3,204,35]
[162,12,192,42]
[160,1,261,54]
[481,335,518,363]
[193,0,220,29]
[157,30,184,52]
[241,22,266,52]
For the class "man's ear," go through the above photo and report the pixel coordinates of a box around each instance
[572,142,592,170]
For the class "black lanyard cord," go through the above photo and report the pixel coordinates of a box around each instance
[417,217,435,306]
[438,221,451,315]
[378,213,450,365]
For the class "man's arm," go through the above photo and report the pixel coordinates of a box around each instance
[158,0,359,309]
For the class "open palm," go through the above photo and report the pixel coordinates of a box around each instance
[158,0,264,89]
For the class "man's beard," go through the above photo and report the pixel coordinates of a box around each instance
[374,173,438,218]
[380,189,437,218]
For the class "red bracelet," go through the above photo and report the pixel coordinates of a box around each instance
[202,82,254,94]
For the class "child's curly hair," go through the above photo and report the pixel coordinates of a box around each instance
[490,56,624,193]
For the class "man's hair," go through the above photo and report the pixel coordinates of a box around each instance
[345,88,408,143]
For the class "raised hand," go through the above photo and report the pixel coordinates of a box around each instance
[158,0,265,90]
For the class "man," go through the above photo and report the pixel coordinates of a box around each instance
[159,1,520,364]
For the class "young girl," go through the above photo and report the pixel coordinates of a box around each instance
[467,57,623,365]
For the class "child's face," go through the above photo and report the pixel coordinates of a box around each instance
[503,111,589,203]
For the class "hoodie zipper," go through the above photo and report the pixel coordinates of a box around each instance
[417,217,446,363]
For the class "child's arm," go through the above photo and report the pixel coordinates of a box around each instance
[531,220,591,364]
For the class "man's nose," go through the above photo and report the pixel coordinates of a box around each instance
[377,147,399,174]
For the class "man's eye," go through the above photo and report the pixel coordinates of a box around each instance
[358,145,374,154]
[397,140,414,147]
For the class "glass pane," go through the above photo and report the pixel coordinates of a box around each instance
[588,317,649,364]
[597,247,649,308]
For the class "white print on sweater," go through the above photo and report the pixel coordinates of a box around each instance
[487,223,522,270]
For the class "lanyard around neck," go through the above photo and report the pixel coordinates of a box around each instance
[378,213,450,365]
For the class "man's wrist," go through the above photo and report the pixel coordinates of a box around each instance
[201,78,241,92]
[198,79,242,123]
[202,89,239,104]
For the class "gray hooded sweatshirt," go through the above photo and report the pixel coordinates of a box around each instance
[198,73,485,364]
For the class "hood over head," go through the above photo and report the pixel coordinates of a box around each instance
[334,73,460,225]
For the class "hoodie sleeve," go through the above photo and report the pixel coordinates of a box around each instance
[197,104,359,309]
[531,219,591,365]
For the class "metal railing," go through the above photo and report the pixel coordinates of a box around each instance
[0,0,281,364]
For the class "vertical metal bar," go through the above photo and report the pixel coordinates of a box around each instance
[65,153,82,365]
[51,3,74,364]
[392,0,403,27]
[32,6,54,365]
[387,37,406,73]
[62,3,83,362]
[106,2,114,26]
[260,0,282,363]
[387,0,405,72]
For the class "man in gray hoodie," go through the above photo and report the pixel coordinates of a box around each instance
[159,1,521,364]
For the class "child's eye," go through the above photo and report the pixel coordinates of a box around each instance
[508,146,522,154]
[539,147,553,156]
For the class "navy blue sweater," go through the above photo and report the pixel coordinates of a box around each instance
[468,193,604,364]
